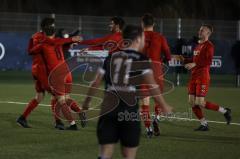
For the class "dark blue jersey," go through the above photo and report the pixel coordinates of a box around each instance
[101,49,151,92]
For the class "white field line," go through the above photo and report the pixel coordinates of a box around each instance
[0,100,100,111]
[155,115,240,126]
[0,100,239,126]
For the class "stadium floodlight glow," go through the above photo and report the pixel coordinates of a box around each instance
[0,43,5,60]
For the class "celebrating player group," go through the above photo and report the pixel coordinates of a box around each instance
[16,13,232,159]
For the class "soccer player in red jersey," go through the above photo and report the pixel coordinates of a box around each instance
[16,18,66,129]
[182,24,232,131]
[140,13,172,137]
[79,16,125,54]
[38,18,85,130]
[17,18,85,130]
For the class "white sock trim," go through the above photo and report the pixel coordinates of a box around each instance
[70,120,76,125]
[218,107,227,114]
[200,118,208,126]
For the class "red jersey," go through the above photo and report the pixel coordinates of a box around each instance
[40,37,73,73]
[80,32,122,54]
[188,40,214,82]
[28,32,46,74]
[30,37,74,95]
[143,31,171,62]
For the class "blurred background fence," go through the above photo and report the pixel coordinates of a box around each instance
[0,12,239,87]
[0,12,239,40]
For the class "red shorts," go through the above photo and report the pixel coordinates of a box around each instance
[34,80,45,93]
[50,73,73,96]
[140,65,164,96]
[64,74,73,95]
[188,79,209,97]
[32,66,51,93]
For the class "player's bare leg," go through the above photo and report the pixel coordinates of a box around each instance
[17,92,45,128]
[140,97,153,137]
[121,146,138,159]
[195,96,232,125]
[98,144,115,159]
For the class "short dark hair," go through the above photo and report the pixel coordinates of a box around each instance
[202,24,213,33]
[41,17,56,36]
[40,17,55,30]
[111,16,125,30]
[142,13,155,27]
[122,25,143,41]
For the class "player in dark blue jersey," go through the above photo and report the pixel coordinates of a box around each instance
[82,25,172,159]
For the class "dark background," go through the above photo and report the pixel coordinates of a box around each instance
[0,0,239,75]
[0,0,239,20]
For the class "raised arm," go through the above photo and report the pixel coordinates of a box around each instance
[45,36,82,46]
[79,34,113,46]
[28,42,43,55]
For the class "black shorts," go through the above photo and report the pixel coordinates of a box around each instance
[97,100,141,147]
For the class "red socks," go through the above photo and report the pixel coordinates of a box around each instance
[205,101,219,111]
[61,103,74,122]
[51,98,81,120]
[141,105,151,128]
[55,102,74,122]
[22,97,79,123]
[154,104,162,116]
[67,98,81,113]
[22,99,39,119]
[192,105,204,119]
[51,98,59,121]
[192,102,221,119]
[141,104,162,128]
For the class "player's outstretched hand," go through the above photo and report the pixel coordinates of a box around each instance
[72,36,83,42]
[179,55,185,62]
[184,62,196,70]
